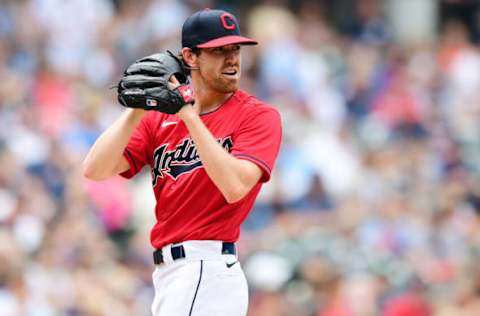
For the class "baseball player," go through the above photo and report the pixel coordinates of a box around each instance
[83,8,282,316]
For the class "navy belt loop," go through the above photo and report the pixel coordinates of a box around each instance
[153,249,163,264]
[222,242,236,255]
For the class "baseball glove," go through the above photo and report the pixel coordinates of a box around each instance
[117,51,194,114]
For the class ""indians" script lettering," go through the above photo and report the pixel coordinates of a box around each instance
[151,136,233,185]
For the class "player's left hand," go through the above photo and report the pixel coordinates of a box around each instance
[117,51,195,114]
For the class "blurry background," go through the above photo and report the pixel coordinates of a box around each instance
[1,0,480,315]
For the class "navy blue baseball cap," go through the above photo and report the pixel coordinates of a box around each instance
[182,9,258,49]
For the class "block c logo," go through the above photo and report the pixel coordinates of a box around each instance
[220,13,236,30]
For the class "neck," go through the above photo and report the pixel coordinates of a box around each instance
[192,84,235,114]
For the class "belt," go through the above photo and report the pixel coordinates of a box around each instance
[153,242,236,265]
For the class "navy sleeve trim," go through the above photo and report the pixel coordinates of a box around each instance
[234,154,272,182]
[235,154,271,173]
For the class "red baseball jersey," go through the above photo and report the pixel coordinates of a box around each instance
[120,90,282,249]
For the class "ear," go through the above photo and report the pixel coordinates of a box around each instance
[181,48,198,69]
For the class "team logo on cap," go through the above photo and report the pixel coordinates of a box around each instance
[220,13,236,30]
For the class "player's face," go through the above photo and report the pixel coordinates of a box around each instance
[197,44,242,93]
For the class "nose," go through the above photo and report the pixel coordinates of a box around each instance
[222,45,240,62]
[224,49,239,64]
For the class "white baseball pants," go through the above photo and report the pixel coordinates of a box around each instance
[151,240,249,316]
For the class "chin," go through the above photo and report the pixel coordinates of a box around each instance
[220,86,238,94]
[213,80,239,93]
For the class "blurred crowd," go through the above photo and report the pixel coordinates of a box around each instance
[1,0,480,315]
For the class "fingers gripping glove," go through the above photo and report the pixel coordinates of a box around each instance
[117,51,194,114]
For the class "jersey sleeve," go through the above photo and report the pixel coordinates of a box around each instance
[120,115,154,179]
[231,106,282,183]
